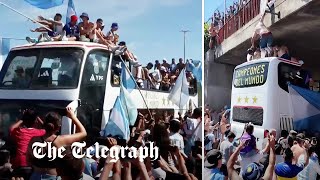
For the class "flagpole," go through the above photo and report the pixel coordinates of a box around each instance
[0,2,52,32]
[119,56,153,118]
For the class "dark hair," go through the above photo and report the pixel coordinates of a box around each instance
[281,130,289,138]
[22,109,38,128]
[147,62,153,68]
[153,122,170,160]
[56,147,83,179]
[246,124,254,135]
[44,112,62,133]
[169,120,180,133]
[283,148,293,162]
[192,108,202,119]
[97,18,103,23]
[55,13,62,18]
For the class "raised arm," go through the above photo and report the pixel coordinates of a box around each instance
[227,141,245,180]
[55,107,87,147]
[9,120,23,133]
[262,134,276,180]
[38,16,63,26]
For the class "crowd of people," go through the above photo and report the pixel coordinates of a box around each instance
[204,105,320,180]
[0,107,202,180]
[131,58,198,93]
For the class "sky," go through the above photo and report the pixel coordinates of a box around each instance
[0,0,202,65]
[204,0,224,21]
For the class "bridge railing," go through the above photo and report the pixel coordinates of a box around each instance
[218,0,261,43]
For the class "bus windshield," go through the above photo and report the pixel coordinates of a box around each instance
[233,62,269,88]
[0,48,84,89]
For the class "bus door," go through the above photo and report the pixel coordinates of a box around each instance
[78,50,110,132]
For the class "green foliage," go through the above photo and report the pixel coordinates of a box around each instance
[204,23,210,54]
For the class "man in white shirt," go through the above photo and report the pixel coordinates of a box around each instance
[151,64,162,90]
[204,129,215,153]
[183,108,202,156]
[169,119,184,152]
[298,147,320,180]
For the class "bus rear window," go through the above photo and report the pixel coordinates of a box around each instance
[232,106,263,126]
[278,62,301,92]
[233,62,269,88]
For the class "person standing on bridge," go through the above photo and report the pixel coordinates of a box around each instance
[250,12,273,57]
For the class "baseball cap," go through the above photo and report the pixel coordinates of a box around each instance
[97,18,104,26]
[70,15,78,22]
[111,22,118,28]
[118,41,126,46]
[242,162,264,180]
[204,149,222,168]
[80,12,89,20]
[296,133,305,141]
[289,130,297,136]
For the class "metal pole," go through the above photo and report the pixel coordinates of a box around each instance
[180,30,190,63]
[224,0,226,24]
[118,56,152,118]
[0,2,52,32]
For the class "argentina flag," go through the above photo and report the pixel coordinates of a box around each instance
[120,83,138,126]
[66,0,76,23]
[24,0,64,9]
[289,84,320,133]
[102,96,130,140]
[168,68,189,108]
[121,63,136,93]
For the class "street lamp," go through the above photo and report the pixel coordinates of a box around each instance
[180,30,190,63]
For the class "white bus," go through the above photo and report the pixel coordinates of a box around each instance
[230,57,304,148]
[0,41,198,138]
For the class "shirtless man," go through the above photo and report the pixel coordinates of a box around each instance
[142,63,155,89]
[78,13,96,42]
[291,133,308,164]
[251,12,273,57]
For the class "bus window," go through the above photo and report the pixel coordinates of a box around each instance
[0,48,83,89]
[278,63,301,92]
[232,106,263,126]
[1,53,37,88]
[233,62,269,88]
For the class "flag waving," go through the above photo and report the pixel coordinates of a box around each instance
[102,96,130,140]
[120,83,138,126]
[24,0,64,9]
[66,0,76,23]
[121,63,136,93]
[168,68,189,108]
[289,84,320,133]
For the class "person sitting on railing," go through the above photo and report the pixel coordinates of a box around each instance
[250,12,273,57]
[62,15,80,41]
[78,13,97,42]
[27,13,65,43]
[209,19,219,49]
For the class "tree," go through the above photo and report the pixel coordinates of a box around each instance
[204,22,210,54]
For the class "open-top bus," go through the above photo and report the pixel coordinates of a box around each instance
[0,41,198,138]
[230,57,306,148]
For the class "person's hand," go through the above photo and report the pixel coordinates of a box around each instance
[107,137,117,148]
[66,107,75,118]
[238,140,246,150]
[269,134,276,149]
[304,139,311,150]
[4,162,12,170]
[38,16,45,21]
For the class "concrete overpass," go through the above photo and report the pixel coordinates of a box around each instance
[205,0,320,110]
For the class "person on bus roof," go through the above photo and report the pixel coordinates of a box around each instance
[62,15,80,41]
[78,13,97,42]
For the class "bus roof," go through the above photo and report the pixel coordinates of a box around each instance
[11,41,111,51]
[235,57,302,69]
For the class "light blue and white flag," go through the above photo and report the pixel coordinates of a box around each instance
[121,63,136,93]
[66,0,76,24]
[0,38,10,70]
[191,60,202,85]
[168,68,189,108]
[24,0,64,9]
[102,96,130,140]
[289,84,320,132]
[120,83,138,126]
